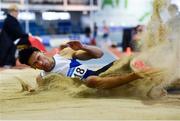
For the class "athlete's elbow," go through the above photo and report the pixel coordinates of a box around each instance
[94,51,104,58]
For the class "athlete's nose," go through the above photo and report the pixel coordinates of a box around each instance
[35,61,43,68]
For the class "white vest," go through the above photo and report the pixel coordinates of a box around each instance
[40,54,89,79]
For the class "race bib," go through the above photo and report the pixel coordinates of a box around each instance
[68,65,88,79]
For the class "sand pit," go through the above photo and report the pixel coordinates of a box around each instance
[1,0,180,120]
[0,68,180,120]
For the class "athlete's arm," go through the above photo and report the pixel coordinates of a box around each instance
[67,41,104,60]
[85,72,142,89]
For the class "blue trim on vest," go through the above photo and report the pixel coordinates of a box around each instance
[82,69,95,79]
[67,59,95,80]
[67,59,80,77]
[69,58,81,68]
[67,59,113,80]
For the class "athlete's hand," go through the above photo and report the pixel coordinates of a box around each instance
[67,41,84,50]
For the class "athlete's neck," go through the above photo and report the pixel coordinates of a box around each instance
[47,57,55,72]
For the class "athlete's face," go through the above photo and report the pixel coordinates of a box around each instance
[28,51,53,71]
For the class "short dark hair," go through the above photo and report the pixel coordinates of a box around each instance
[18,47,40,65]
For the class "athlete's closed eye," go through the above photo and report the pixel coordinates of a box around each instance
[32,54,40,69]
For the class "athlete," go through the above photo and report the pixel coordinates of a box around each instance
[18,41,142,91]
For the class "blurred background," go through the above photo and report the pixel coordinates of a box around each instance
[0,0,179,50]
[0,0,151,47]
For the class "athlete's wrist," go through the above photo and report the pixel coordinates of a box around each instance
[81,44,89,51]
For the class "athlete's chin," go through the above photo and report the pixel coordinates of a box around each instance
[43,66,51,72]
[43,67,48,71]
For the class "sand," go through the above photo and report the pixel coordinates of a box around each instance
[0,68,180,120]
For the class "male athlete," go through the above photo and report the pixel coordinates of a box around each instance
[18,41,141,91]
